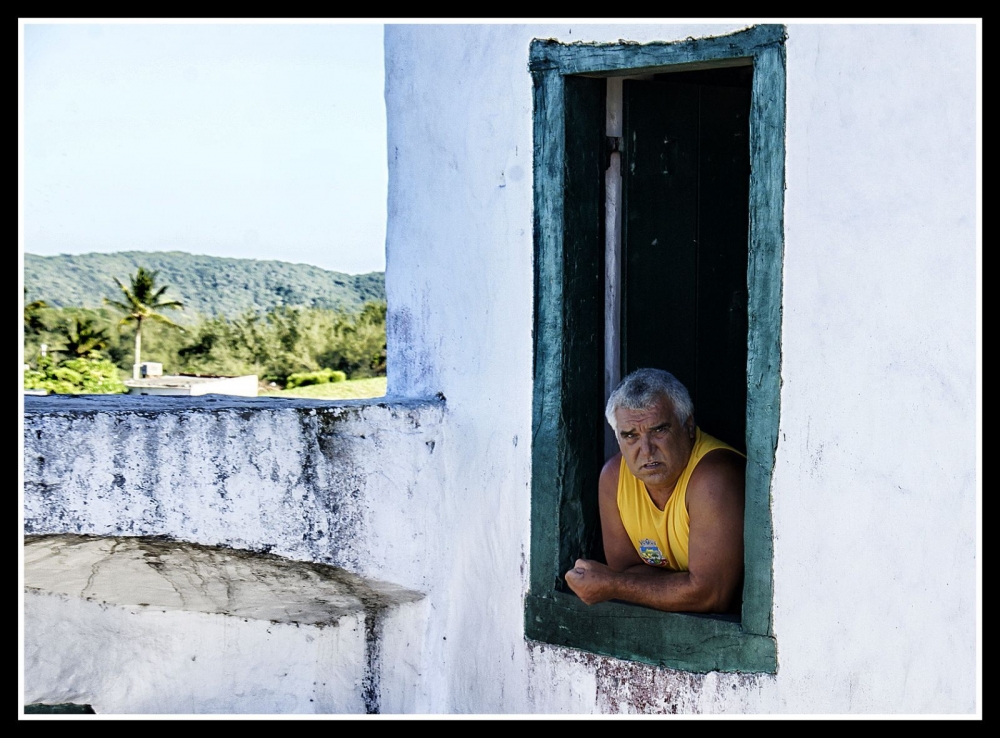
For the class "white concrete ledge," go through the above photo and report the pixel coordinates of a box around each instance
[24,534,429,714]
[23,391,445,415]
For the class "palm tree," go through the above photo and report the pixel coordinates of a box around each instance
[55,316,111,359]
[104,267,184,379]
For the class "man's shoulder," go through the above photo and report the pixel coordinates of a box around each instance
[599,453,622,496]
[687,448,746,502]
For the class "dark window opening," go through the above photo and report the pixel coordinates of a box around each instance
[621,65,752,456]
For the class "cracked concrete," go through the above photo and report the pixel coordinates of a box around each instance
[25,534,423,625]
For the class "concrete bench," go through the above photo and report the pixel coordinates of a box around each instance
[23,534,427,714]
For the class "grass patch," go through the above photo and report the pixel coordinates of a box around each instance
[261,376,386,400]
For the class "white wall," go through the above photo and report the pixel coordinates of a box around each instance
[775,24,978,713]
[383,22,978,714]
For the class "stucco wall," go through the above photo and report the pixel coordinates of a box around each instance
[383,22,978,713]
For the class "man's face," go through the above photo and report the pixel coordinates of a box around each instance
[615,395,696,494]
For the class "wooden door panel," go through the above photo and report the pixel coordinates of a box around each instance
[622,73,750,452]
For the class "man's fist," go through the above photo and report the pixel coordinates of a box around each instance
[564,558,613,605]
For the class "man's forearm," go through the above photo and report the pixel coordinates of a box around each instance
[600,565,729,613]
[565,558,738,612]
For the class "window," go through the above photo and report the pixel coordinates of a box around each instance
[526,25,785,672]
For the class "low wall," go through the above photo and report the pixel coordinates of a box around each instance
[23,394,446,585]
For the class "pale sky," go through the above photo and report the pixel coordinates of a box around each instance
[20,21,388,275]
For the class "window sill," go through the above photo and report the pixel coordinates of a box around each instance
[525,592,776,674]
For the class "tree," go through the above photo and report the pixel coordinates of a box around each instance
[104,267,184,379]
[55,316,111,359]
[23,288,49,335]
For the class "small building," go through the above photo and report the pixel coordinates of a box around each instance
[124,374,258,397]
[123,361,258,397]
[125,361,257,397]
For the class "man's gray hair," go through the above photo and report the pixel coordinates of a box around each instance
[605,368,694,432]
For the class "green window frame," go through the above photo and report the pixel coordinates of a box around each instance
[526,25,785,673]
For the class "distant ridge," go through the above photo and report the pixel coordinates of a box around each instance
[24,251,385,320]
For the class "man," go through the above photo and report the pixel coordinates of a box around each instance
[564,368,746,613]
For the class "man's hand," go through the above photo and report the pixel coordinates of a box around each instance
[564,558,616,605]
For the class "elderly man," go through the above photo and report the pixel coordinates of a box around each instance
[564,368,746,613]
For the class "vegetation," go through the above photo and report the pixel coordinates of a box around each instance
[23,256,387,396]
[285,368,347,390]
[54,316,111,359]
[24,251,384,320]
[23,356,128,395]
[172,301,386,384]
[104,267,184,378]
[261,376,387,400]
[23,301,387,391]
[23,289,49,335]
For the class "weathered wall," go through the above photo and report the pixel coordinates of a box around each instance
[24,395,446,591]
[383,22,978,714]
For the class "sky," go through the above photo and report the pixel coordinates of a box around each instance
[20,21,388,275]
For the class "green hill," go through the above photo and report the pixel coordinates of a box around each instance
[24,251,385,321]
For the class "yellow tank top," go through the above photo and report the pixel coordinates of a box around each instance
[616,428,743,571]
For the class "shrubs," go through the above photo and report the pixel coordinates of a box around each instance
[23,357,127,395]
[284,368,347,390]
